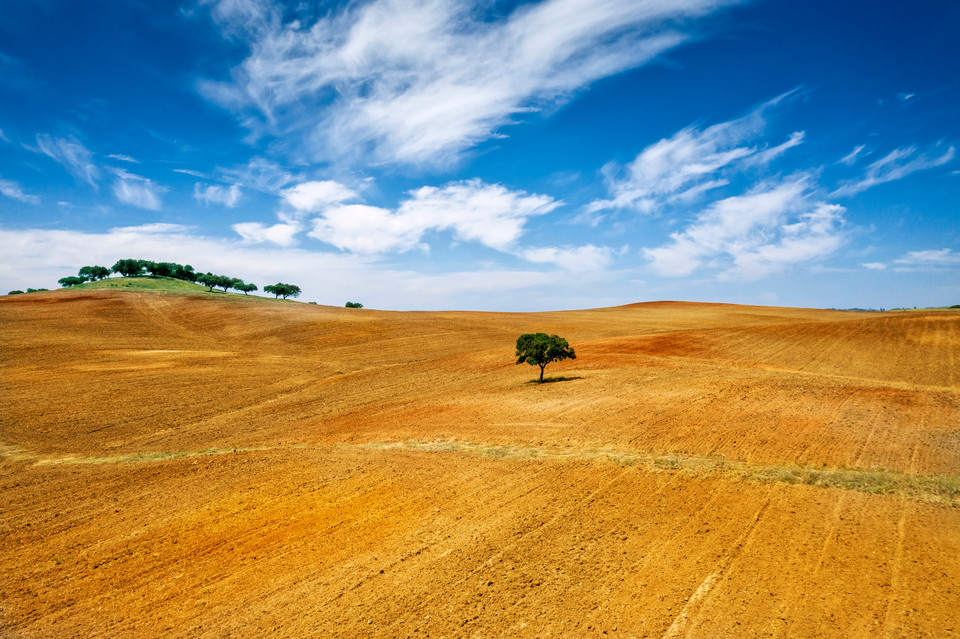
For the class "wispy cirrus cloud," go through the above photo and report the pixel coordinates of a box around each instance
[893,248,960,271]
[308,179,560,254]
[194,183,242,207]
[107,153,140,164]
[232,221,301,246]
[0,177,40,204]
[587,92,804,215]
[642,175,846,280]
[832,144,955,196]
[199,0,741,167]
[110,168,167,211]
[35,134,100,187]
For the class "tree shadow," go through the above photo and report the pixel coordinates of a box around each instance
[525,375,583,385]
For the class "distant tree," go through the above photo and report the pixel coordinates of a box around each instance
[8,290,24,295]
[264,283,301,299]
[139,260,160,277]
[218,276,240,293]
[78,265,111,281]
[26,288,48,293]
[515,333,576,383]
[112,258,144,277]
[345,301,364,308]
[173,264,197,282]
[58,276,85,288]
[235,282,258,295]
[196,272,219,292]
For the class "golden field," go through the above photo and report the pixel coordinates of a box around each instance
[2,288,959,637]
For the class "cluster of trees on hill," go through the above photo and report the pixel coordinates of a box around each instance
[45,258,302,300]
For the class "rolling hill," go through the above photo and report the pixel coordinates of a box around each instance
[2,288,958,637]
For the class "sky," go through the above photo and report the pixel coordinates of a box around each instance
[1,0,958,311]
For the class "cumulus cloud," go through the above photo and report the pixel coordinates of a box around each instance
[588,92,803,214]
[281,180,358,216]
[309,179,560,254]
[194,183,242,207]
[0,224,574,311]
[0,177,40,204]
[35,134,100,187]
[521,244,614,271]
[643,175,846,280]
[199,0,739,167]
[232,221,301,246]
[833,144,955,196]
[110,168,167,211]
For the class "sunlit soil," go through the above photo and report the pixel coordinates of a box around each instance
[2,289,958,637]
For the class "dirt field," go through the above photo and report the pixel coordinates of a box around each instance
[2,289,959,637]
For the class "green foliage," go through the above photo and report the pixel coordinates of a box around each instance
[26,288,48,293]
[58,276,86,288]
[345,301,364,308]
[515,333,576,383]
[264,283,301,299]
[234,281,258,295]
[112,258,144,277]
[8,290,24,295]
[78,265,111,281]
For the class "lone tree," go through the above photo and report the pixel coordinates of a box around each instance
[515,333,576,383]
[345,301,363,308]
[264,283,301,299]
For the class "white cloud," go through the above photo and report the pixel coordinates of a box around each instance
[110,168,167,211]
[0,224,574,311]
[232,221,301,246]
[194,183,242,207]
[0,128,8,143]
[587,92,803,214]
[521,244,613,271]
[893,248,960,269]
[862,262,887,270]
[108,153,140,164]
[833,144,955,196]
[643,175,846,280]
[0,177,40,204]
[839,144,866,165]
[199,0,740,167]
[218,157,294,193]
[173,168,211,179]
[309,179,560,254]
[281,180,358,215]
[35,134,100,187]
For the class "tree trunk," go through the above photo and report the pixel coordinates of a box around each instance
[539,364,545,383]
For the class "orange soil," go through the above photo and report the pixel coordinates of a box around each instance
[2,290,959,637]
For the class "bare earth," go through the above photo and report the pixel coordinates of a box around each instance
[2,290,958,637]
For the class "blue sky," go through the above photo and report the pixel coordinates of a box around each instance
[1,0,958,310]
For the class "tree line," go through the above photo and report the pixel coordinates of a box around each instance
[49,259,302,299]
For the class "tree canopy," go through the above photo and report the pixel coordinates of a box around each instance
[78,265,111,281]
[345,301,363,308]
[264,283,301,299]
[515,333,576,383]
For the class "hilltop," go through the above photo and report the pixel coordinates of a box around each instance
[1,290,959,637]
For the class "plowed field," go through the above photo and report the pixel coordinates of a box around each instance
[2,290,959,637]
